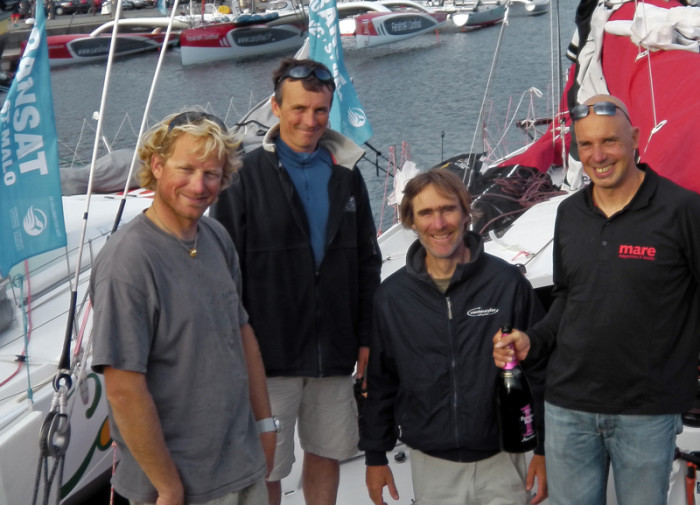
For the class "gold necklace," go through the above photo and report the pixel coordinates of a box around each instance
[150,205,199,258]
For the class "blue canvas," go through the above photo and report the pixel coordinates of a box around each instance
[308,0,373,146]
[0,4,66,277]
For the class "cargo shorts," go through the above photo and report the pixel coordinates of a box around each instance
[266,375,359,481]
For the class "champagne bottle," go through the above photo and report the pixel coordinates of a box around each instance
[495,324,537,453]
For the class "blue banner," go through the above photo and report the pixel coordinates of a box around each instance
[157,0,167,16]
[0,4,66,278]
[308,0,373,146]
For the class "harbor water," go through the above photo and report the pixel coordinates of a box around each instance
[47,0,577,228]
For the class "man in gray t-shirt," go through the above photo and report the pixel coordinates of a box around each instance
[90,111,276,505]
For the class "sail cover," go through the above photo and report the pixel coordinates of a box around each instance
[499,0,700,196]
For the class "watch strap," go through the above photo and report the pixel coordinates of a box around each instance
[257,417,278,433]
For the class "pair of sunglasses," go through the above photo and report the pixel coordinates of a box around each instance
[276,65,336,90]
[168,111,228,133]
[570,101,632,123]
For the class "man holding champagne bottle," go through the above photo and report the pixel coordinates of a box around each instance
[360,169,548,505]
[493,94,700,505]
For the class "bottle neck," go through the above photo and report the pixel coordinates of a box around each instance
[503,344,518,370]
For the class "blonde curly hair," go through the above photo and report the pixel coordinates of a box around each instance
[138,110,241,191]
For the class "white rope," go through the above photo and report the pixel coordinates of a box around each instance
[633,0,665,155]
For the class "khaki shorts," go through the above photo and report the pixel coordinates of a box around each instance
[267,376,359,481]
[130,477,267,505]
[410,449,528,505]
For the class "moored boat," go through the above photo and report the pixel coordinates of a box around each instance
[38,18,187,67]
[179,0,307,65]
[506,0,548,17]
[337,0,446,48]
[425,0,505,32]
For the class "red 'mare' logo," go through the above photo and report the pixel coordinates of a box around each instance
[618,244,656,261]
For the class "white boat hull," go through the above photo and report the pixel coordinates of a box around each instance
[41,18,188,67]
[445,4,505,30]
[507,0,548,17]
[354,11,447,48]
[180,22,307,65]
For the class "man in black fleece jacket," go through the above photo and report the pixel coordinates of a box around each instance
[361,169,547,505]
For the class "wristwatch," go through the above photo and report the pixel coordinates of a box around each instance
[256,416,281,434]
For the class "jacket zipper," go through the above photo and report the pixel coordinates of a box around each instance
[315,270,324,376]
[446,296,460,446]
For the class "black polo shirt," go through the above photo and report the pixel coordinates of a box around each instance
[529,165,700,414]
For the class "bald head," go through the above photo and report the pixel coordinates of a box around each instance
[572,94,636,139]
[573,94,642,200]
[584,94,632,123]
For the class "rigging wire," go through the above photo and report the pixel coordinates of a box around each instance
[377,146,397,235]
[0,267,33,393]
[489,87,544,161]
[56,0,130,392]
[465,4,511,191]
[33,0,133,499]
[33,2,181,502]
[550,0,567,172]
[113,0,183,232]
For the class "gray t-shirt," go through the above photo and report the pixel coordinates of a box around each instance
[90,213,265,504]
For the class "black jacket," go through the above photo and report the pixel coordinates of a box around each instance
[211,126,381,377]
[360,232,546,464]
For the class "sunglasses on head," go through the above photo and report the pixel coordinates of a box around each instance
[570,101,632,123]
[276,65,335,90]
[168,111,228,133]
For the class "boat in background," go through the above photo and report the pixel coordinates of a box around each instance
[506,0,548,17]
[179,0,307,65]
[424,0,505,31]
[174,1,239,25]
[36,18,187,67]
[337,0,446,48]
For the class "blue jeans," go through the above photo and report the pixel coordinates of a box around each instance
[545,402,682,505]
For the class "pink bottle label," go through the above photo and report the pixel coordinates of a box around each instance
[521,404,535,438]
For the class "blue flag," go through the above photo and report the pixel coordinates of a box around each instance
[0,5,66,278]
[157,0,167,16]
[308,0,373,146]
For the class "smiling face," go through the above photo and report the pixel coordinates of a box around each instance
[151,132,225,235]
[411,183,470,271]
[574,98,640,194]
[271,78,333,153]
